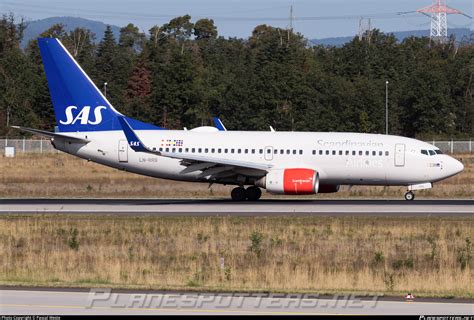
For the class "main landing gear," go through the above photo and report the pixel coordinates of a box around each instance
[404,191,415,201]
[231,186,262,201]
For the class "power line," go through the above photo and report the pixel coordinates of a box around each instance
[2,2,429,23]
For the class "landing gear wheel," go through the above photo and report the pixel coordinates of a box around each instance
[404,191,415,201]
[245,186,262,201]
[231,187,246,201]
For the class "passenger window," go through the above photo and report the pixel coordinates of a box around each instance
[326,150,329,155]
[266,149,271,153]
[198,148,202,153]
[166,148,169,152]
[352,151,356,156]
[251,149,255,154]
[312,150,316,155]
[319,150,323,155]
[280,149,284,154]
[365,151,369,156]
[172,148,176,153]
[205,148,208,153]
[231,149,235,153]
[345,150,349,155]
[385,151,389,156]
[429,150,436,156]
[292,150,297,155]
[287,150,290,155]
[245,149,248,154]
[379,151,382,156]
[332,150,336,155]
[238,149,241,154]
[153,147,156,151]
[359,151,363,156]
[224,149,228,153]
[339,150,343,155]
[191,148,195,153]
[211,148,215,153]
[372,151,376,156]
[159,147,163,152]
[421,150,428,155]
[274,149,278,154]
[178,148,182,153]
[218,148,221,153]
[259,149,263,154]
[299,150,303,155]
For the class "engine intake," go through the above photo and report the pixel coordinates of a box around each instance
[256,168,319,195]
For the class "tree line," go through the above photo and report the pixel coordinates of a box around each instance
[0,13,472,138]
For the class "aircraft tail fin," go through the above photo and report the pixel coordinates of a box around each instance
[38,38,161,132]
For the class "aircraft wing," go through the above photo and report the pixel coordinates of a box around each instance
[118,117,271,173]
[11,126,90,143]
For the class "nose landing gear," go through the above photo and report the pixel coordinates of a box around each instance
[231,186,262,201]
[404,191,415,201]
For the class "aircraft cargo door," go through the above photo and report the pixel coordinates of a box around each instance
[118,139,128,162]
[394,143,405,167]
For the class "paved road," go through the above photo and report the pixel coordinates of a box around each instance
[0,289,472,315]
[0,199,472,216]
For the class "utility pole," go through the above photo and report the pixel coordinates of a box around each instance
[385,80,389,135]
[6,105,11,127]
[287,5,294,46]
[416,0,471,43]
[289,5,293,30]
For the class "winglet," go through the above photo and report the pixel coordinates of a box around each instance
[118,117,149,152]
[213,117,227,131]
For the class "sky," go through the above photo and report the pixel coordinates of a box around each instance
[1,0,472,39]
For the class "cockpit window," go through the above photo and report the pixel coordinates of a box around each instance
[421,150,428,155]
[435,150,443,154]
[428,150,436,156]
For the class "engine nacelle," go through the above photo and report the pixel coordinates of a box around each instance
[256,168,319,195]
[318,184,340,193]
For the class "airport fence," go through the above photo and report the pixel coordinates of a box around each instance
[0,138,473,155]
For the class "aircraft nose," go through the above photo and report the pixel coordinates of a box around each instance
[447,157,464,176]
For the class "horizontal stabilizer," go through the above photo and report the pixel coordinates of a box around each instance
[11,126,90,143]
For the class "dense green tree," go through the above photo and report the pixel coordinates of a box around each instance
[0,13,472,139]
[194,19,217,40]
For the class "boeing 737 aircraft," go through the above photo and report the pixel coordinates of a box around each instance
[13,38,464,201]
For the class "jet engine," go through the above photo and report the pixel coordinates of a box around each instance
[256,168,319,195]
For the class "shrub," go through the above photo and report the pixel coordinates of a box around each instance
[249,231,264,257]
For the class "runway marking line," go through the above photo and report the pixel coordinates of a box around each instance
[2,291,473,306]
[0,303,361,315]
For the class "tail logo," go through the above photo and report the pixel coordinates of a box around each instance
[60,106,107,125]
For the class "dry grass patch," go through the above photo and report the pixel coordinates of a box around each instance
[0,215,472,298]
[0,153,473,198]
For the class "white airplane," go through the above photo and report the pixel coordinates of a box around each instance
[14,38,464,201]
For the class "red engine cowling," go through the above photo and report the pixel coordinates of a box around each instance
[257,168,319,195]
[318,184,340,193]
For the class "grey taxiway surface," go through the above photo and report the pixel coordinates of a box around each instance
[0,199,473,216]
[1,289,473,315]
